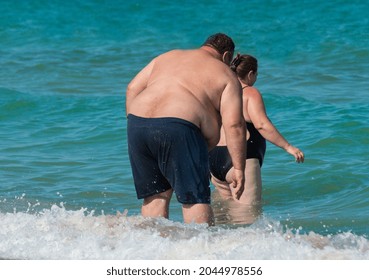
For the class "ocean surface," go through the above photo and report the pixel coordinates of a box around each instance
[1,0,368,260]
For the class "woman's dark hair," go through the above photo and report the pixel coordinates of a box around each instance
[202,33,235,55]
[230,54,258,78]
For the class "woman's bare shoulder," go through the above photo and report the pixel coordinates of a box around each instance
[244,86,263,100]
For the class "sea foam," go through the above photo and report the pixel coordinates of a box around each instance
[1,204,368,260]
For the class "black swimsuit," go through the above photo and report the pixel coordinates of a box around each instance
[209,122,266,181]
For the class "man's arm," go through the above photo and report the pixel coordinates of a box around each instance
[220,80,246,199]
[125,59,155,116]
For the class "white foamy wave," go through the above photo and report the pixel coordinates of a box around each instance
[0,204,368,260]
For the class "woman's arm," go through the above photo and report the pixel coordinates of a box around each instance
[246,88,304,163]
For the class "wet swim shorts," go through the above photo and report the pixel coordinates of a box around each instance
[127,114,211,204]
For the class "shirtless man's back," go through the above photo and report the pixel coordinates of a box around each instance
[126,33,246,225]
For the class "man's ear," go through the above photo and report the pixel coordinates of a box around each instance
[222,51,233,66]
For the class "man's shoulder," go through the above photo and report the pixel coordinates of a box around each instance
[156,49,190,60]
[163,48,189,55]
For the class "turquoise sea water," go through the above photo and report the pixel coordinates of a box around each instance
[1,0,368,259]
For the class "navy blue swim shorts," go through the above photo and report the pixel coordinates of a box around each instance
[127,114,210,204]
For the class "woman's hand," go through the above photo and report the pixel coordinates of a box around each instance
[286,145,305,163]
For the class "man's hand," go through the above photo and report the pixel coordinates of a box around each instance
[229,168,245,200]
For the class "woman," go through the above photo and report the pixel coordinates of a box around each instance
[209,54,304,224]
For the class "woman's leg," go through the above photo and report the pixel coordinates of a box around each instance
[211,159,262,224]
[237,158,262,205]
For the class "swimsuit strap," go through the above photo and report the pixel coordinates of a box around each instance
[242,85,249,89]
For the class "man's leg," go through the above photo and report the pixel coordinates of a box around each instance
[182,204,214,226]
[141,189,173,219]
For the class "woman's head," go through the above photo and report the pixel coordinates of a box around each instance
[230,54,258,85]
